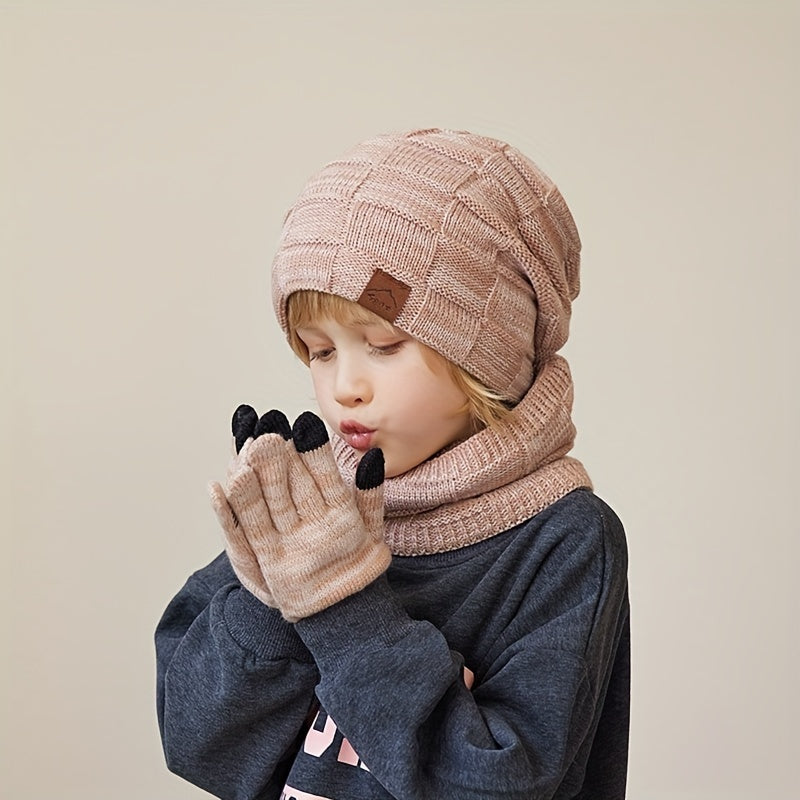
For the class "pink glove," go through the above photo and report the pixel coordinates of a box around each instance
[209,408,390,622]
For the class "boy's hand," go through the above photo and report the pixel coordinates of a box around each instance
[208,406,293,606]
[209,407,391,622]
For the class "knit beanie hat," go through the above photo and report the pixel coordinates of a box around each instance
[271,128,581,403]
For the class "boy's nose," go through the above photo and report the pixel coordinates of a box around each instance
[333,359,373,407]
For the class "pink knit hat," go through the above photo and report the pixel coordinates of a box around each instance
[271,128,581,402]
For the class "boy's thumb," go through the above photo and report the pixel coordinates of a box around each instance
[355,448,384,491]
[354,448,385,540]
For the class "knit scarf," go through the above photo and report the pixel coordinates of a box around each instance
[333,355,592,556]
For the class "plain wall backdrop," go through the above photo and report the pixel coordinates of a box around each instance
[2,2,798,798]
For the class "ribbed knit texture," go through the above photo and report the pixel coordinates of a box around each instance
[210,431,391,621]
[272,128,581,403]
[334,355,592,555]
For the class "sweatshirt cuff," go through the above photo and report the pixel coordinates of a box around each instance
[294,575,417,661]
[222,585,312,662]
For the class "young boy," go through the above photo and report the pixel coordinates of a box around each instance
[156,129,630,800]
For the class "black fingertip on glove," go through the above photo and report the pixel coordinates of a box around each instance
[232,404,258,453]
[254,410,292,441]
[292,411,330,453]
[355,448,385,491]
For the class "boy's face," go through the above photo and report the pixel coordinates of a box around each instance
[295,317,473,478]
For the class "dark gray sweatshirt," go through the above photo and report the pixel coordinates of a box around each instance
[156,488,629,799]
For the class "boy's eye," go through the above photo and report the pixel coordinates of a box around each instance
[369,342,405,356]
[309,348,334,362]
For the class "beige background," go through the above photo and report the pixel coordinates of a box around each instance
[2,2,798,798]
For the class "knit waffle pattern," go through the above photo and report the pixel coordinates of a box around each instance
[272,129,581,402]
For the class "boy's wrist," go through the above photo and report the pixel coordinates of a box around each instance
[221,584,313,662]
[294,574,417,662]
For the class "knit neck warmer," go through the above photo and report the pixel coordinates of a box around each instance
[333,355,592,556]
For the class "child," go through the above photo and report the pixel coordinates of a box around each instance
[155,129,630,799]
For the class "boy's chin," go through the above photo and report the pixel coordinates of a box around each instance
[359,449,402,479]
[382,455,419,480]
[375,445,460,479]
[352,444,436,479]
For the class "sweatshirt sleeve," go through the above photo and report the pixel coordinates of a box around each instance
[293,500,629,800]
[155,553,320,800]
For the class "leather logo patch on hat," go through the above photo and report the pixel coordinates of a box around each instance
[357,269,411,323]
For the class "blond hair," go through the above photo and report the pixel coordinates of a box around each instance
[286,291,511,432]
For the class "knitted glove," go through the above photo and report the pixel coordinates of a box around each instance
[208,406,290,606]
[209,407,390,622]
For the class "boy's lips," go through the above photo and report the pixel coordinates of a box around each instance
[339,420,376,451]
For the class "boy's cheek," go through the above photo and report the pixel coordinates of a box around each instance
[309,378,333,419]
[313,397,338,438]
